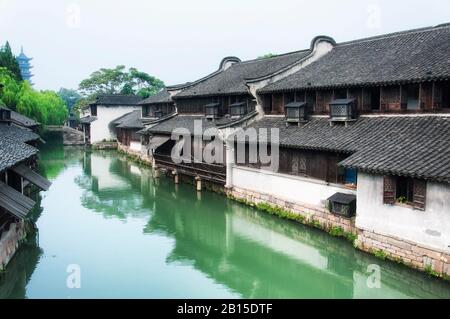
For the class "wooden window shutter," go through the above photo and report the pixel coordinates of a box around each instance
[413,179,427,211]
[383,176,396,205]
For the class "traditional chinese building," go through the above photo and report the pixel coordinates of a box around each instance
[16,47,33,85]
[115,88,177,162]
[79,94,142,145]
[0,111,50,270]
[228,24,450,277]
[145,46,334,187]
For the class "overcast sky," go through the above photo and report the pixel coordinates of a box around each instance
[1,0,449,91]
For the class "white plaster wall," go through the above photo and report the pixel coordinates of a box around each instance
[90,106,139,144]
[231,166,355,208]
[356,172,450,253]
[130,141,141,152]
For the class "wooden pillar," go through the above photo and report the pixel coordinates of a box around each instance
[361,88,364,111]
[431,82,435,110]
[153,166,160,178]
[379,86,383,110]
[173,170,179,184]
[195,176,202,191]
[418,83,422,110]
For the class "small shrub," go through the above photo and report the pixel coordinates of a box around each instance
[374,249,387,260]
[424,265,440,278]
[329,226,344,237]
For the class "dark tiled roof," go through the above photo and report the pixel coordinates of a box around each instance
[261,25,450,93]
[116,110,144,129]
[92,94,142,106]
[147,115,217,135]
[0,107,40,127]
[139,89,172,105]
[147,111,258,135]
[79,116,97,124]
[0,135,38,172]
[246,115,450,183]
[0,124,40,143]
[175,50,311,98]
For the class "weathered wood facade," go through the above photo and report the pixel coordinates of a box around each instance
[175,94,256,116]
[261,80,450,115]
[153,136,227,184]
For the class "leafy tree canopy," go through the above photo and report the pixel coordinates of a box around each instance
[0,67,68,125]
[58,88,81,112]
[0,42,22,81]
[78,65,165,99]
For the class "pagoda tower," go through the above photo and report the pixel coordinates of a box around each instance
[16,46,34,85]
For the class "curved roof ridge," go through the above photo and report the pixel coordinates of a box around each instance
[337,24,449,47]
[237,48,311,65]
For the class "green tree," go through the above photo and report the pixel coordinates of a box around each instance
[0,67,21,109]
[0,67,68,125]
[257,53,277,59]
[58,88,81,112]
[78,65,165,98]
[0,42,22,81]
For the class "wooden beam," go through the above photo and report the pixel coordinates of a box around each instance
[379,86,383,110]
[361,87,364,111]
[431,82,435,110]
[418,83,422,110]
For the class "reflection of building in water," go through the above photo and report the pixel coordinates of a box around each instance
[0,232,42,299]
[0,111,50,270]
[144,182,450,299]
[77,152,156,219]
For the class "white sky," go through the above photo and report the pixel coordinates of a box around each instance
[1,0,449,91]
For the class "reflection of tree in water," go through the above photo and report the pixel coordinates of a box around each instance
[144,183,450,299]
[145,186,354,298]
[0,231,43,299]
[75,151,156,220]
[38,131,87,180]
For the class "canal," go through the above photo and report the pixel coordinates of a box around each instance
[1,133,450,299]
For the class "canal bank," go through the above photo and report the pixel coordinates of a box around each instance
[118,145,450,282]
[2,135,450,298]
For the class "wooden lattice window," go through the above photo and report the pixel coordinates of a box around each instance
[383,176,396,205]
[383,175,427,210]
[413,179,427,211]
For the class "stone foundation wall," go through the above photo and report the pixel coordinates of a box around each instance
[229,186,357,235]
[117,143,153,165]
[0,221,26,270]
[92,141,118,150]
[356,229,450,277]
[229,186,450,279]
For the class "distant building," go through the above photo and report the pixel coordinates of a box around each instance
[79,94,142,144]
[16,47,33,85]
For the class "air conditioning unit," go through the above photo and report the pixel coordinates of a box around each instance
[327,192,356,217]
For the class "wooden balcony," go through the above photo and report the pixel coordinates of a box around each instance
[154,153,226,184]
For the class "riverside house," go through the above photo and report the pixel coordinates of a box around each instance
[115,88,177,162]
[0,110,51,270]
[228,24,450,277]
[142,40,337,187]
[79,94,142,145]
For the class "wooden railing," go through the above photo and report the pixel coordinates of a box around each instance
[154,153,226,184]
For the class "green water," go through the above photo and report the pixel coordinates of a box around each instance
[1,133,450,299]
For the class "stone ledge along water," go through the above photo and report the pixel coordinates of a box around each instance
[1,133,450,299]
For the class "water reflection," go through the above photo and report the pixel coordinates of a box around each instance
[144,177,450,298]
[2,139,450,299]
